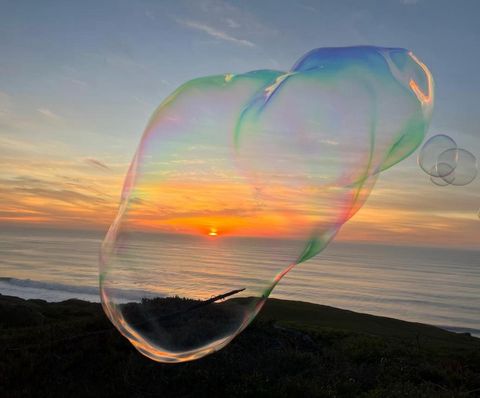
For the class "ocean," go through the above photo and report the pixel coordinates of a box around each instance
[1,227,479,336]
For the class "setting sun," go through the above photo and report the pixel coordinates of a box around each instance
[208,228,218,236]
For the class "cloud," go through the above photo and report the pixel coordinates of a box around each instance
[84,157,111,171]
[297,3,319,13]
[192,0,278,37]
[225,18,240,28]
[1,175,112,199]
[37,108,62,121]
[104,52,147,71]
[68,78,88,87]
[129,197,144,205]
[0,95,65,133]
[320,139,339,146]
[176,18,256,47]
[0,91,12,115]
[15,186,106,205]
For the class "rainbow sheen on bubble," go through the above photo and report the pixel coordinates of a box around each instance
[99,46,434,363]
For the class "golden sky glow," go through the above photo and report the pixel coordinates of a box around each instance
[1,132,478,249]
[0,4,478,250]
[0,0,479,256]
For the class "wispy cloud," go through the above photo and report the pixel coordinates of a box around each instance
[37,108,62,121]
[84,157,111,171]
[0,91,12,114]
[132,96,153,107]
[297,3,319,13]
[320,139,339,146]
[68,78,88,87]
[14,186,106,205]
[176,18,256,47]
[225,18,240,28]
[0,164,121,229]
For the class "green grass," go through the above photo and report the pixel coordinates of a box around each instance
[1,294,479,397]
[260,299,480,353]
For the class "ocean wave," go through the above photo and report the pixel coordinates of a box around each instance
[0,277,159,303]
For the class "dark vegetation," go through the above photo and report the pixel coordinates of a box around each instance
[121,292,248,351]
[1,293,480,397]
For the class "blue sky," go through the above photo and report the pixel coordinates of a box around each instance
[0,0,479,246]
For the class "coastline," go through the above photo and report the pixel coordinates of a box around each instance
[1,294,479,397]
[3,230,479,338]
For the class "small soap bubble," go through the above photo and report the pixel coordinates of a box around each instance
[418,134,457,177]
[429,164,453,186]
[437,148,478,186]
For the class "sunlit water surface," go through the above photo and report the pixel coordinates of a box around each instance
[0,228,478,336]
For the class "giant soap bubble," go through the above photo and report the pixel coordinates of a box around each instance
[100,46,434,362]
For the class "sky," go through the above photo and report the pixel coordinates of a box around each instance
[0,0,479,248]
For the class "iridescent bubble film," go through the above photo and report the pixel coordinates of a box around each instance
[418,134,478,186]
[418,134,457,177]
[438,148,478,186]
[430,165,454,186]
[100,46,434,363]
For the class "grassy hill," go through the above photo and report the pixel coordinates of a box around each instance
[1,294,479,397]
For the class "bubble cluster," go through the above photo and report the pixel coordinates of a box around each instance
[100,46,434,363]
[418,134,478,186]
